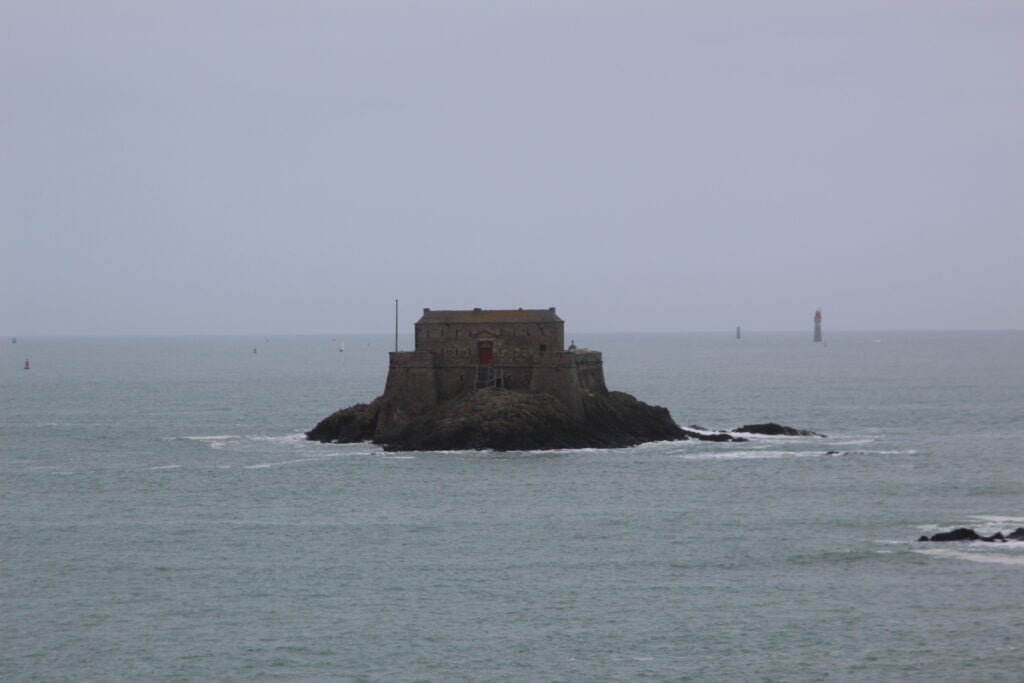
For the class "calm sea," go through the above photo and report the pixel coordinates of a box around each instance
[2,331,1022,681]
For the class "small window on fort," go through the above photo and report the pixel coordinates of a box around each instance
[539,344,547,352]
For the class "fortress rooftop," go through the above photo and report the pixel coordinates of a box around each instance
[417,307,563,325]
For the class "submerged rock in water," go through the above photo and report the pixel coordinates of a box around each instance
[918,527,1023,542]
[307,389,748,452]
[734,423,827,437]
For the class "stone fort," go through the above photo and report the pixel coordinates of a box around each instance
[376,308,608,440]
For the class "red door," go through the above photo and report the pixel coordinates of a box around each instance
[478,346,493,365]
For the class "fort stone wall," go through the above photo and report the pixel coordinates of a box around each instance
[571,351,608,394]
[376,351,439,443]
[376,309,608,442]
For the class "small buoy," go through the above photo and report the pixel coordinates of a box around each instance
[253,347,257,354]
[24,359,30,370]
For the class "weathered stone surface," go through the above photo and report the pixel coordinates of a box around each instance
[735,423,826,437]
[306,389,748,451]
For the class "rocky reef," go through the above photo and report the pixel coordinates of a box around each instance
[307,388,751,452]
[918,527,1024,543]
[735,423,827,437]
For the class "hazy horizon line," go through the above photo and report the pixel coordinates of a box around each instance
[3,328,1021,339]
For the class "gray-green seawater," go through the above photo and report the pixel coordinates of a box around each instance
[2,332,1022,681]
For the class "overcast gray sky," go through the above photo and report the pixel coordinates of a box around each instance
[2,1,1021,335]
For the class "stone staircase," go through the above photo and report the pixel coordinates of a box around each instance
[474,365,504,389]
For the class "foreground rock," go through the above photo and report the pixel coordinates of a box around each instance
[306,397,383,444]
[918,527,1024,542]
[735,423,827,437]
[307,389,750,452]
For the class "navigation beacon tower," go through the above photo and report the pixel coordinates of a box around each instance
[813,308,823,342]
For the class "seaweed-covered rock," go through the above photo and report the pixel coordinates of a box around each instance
[306,389,746,451]
[384,389,585,451]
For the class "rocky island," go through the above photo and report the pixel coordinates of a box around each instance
[308,308,807,451]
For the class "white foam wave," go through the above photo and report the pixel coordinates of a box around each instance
[812,449,916,457]
[918,515,1024,537]
[971,515,1024,525]
[248,433,307,443]
[736,433,803,443]
[149,465,182,470]
[181,435,240,440]
[243,457,325,469]
[522,447,608,454]
[914,548,1024,566]
[676,450,827,460]
[683,427,735,438]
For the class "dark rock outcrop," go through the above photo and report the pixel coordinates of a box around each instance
[307,389,751,452]
[735,423,826,437]
[918,527,1024,543]
[922,528,982,542]
[306,397,382,444]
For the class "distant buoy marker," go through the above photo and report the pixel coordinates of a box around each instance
[24,359,30,370]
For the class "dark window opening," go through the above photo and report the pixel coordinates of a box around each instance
[539,344,547,351]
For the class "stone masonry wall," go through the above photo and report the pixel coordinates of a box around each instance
[377,347,609,440]
[528,352,584,420]
[415,321,565,359]
[571,351,608,394]
[376,351,439,443]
